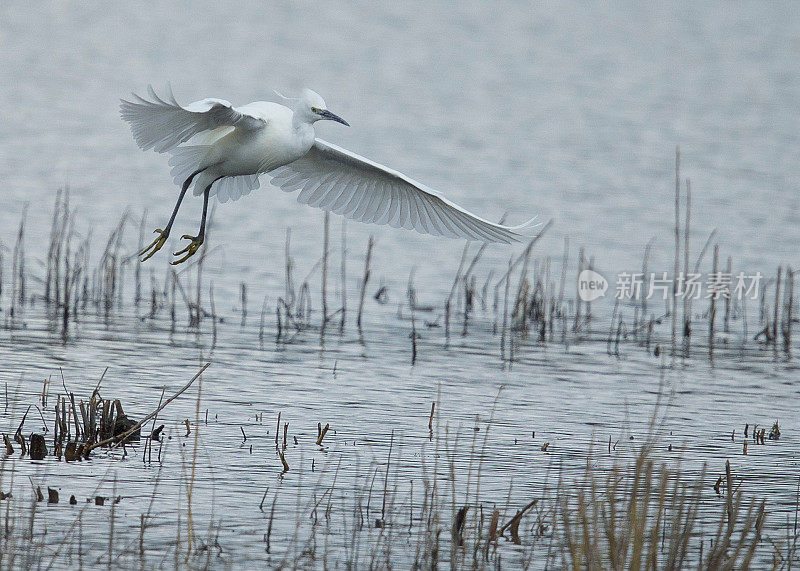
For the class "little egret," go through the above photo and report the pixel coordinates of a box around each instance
[121,86,536,264]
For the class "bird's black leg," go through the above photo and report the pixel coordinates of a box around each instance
[172,179,216,265]
[140,169,203,262]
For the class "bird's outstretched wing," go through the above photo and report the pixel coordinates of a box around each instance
[269,139,537,243]
[120,85,265,153]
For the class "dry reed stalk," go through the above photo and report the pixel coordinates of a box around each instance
[724,256,732,333]
[501,258,512,362]
[357,236,374,335]
[259,295,268,347]
[379,429,395,528]
[487,508,500,551]
[135,211,146,307]
[209,283,217,349]
[709,245,719,357]
[144,387,165,464]
[462,244,487,337]
[683,179,692,351]
[11,205,28,322]
[573,247,584,333]
[240,282,247,327]
[494,220,554,327]
[321,211,330,340]
[637,241,653,339]
[672,146,681,357]
[783,267,793,353]
[607,298,619,356]
[185,367,203,555]
[340,220,347,332]
[45,188,63,306]
[408,274,418,364]
[557,236,569,319]
[445,244,469,345]
[774,266,782,349]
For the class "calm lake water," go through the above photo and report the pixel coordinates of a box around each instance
[0,2,798,568]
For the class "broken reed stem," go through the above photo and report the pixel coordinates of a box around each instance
[84,363,210,455]
[316,423,330,446]
[357,236,374,334]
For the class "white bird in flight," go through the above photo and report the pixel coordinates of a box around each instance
[121,86,536,264]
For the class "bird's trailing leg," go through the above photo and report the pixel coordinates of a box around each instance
[172,181,213,265]
[140,169,203,262]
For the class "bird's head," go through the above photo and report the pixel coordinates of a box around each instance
[294,88,349,127]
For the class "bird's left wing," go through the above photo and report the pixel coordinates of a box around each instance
[120,85,265,153]
[269,139,537,243]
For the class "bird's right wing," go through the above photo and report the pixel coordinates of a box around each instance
[269,139,537,243]
[120,85,265,153]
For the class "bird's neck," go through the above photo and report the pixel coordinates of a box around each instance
[290,114,316,153]
[291,108,315,130]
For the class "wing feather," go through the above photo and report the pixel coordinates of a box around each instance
[214,174,261,203]
[306,172,340,207]
[120,84,265,153]
[353,180,383,223]
[268,138,537,243]
[338,176,369,218]
[317,174,349,210]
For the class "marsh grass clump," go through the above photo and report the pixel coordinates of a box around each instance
[559,449,766,569]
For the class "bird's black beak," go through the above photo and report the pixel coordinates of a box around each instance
[318,109,349,126]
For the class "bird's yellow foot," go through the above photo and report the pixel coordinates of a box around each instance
[171,234,204,265]
[140,228,169,262]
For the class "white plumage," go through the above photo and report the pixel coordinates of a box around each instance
[121,85,536,264]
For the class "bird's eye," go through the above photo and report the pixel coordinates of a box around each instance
[311,107,319,114]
